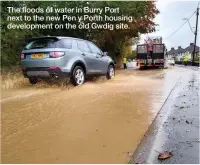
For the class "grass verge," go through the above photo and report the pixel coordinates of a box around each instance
[1,66,30,90]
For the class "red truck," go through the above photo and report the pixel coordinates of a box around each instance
[136,37,166,69]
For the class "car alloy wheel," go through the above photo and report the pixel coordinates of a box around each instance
[109,66,115,78]
[75,69,84,85]
[107,65,115,79]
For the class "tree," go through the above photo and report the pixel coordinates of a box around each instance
[1,1,40,67]
[1,1,159,67]
[126,50,136,60]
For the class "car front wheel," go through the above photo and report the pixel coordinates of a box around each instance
[106,65,115,79]
[71,66,85,86]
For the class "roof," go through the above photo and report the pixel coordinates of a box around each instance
[167,47,176,55]
[176,46,185,54]
[167,43,200,55]
[183,43,200,53]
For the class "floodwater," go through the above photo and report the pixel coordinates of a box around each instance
[1,67,182,163]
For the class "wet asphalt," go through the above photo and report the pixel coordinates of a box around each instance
[1,65,199,163]
[129,66,200,164]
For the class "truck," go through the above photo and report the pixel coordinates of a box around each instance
[136,37,166,69]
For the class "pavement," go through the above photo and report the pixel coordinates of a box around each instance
[129,66,200,164]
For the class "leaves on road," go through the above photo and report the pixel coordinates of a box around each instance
[186,120,190,124]
[158,152,173,160]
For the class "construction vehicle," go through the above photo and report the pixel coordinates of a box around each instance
[136,36,166,69]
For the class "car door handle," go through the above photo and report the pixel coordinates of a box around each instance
[82,53,86,56]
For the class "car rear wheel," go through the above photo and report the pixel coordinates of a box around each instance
[29,77,38,84]
[71,66,85,86]
[106,65,115,79]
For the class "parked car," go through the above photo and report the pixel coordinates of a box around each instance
[167,58,175,66]
[21,36,115,86]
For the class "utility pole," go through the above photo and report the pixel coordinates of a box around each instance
[192,5,199,66]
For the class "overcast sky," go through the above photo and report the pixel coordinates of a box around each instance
[136,0,199,51]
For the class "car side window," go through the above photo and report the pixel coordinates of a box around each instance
[87,42,102,54]
[62,39,72,49]
[77,40,90,53]
[55,39,72,49]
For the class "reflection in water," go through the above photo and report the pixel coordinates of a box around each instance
[1,68,180,163]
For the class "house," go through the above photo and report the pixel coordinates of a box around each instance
[167,43,200,61]
[166,47,176,59]
[182,43,200,61]
[175,46,185,61]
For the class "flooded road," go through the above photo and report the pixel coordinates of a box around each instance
[1,67,183,163]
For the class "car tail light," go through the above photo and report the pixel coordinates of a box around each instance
[50,52,65,58]
[21,53,24,59]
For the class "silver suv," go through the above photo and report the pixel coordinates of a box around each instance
[21,36,115,86]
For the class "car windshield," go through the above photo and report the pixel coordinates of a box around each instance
[24,38,58,50]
